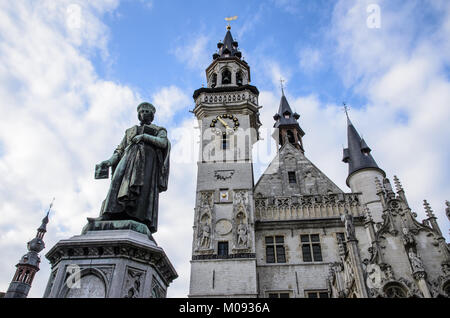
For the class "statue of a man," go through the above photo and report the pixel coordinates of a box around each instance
[96,102,170,233]
[341,210,355,240]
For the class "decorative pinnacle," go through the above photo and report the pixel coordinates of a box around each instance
[364,206,373,222]
[393,175,403,193]
[423,200,435,218]
[374,177,383,193]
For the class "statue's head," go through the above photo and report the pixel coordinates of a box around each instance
[137,102,156,124]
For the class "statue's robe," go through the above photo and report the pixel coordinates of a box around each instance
[100,124,170,233]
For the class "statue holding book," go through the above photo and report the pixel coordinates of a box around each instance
[95,102,170,234]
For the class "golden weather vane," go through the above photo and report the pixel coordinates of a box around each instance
[225,16,238,30]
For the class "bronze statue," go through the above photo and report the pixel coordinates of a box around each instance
[96,102,170,233]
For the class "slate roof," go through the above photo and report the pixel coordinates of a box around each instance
[214,26,242,60]
[273,90,304,136]
[342,115,384,183]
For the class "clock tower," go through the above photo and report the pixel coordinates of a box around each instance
[189,25,262,297]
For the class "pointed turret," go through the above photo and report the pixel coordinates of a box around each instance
[5,201,53,298]
[342,114,384,185]
[214,25,242,60]
[273,88,305,152]
[342,110,385,223]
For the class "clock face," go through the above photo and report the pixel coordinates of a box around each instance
[209,114,240,135]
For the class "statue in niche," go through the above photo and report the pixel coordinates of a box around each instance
[200,223,211,248]
[341,210,356,240]
[401,227,415,248]
[408,250,425,274]
[95,102,170,233]
[237,222,248,247]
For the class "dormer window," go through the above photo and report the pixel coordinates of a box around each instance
[222,69,231,85]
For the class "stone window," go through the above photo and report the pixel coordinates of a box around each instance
[265,236,286,263]
[222,69,231,85]
[306,290,329,298]
[218,241,228,257]
[287,130,295,144]
[288,171,296,184]
[236,71,243,86]
[301,234,323,262]
[268,292,290,298]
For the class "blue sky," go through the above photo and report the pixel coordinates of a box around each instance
[97,0,365,112]
[0,0,449,298]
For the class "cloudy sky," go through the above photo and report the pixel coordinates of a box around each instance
[0,0,449,298]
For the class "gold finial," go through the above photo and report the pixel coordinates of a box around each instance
[225,16,237,30]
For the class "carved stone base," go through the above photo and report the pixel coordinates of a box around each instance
[43,223,177,298]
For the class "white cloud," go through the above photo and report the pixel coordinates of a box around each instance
[151,85,191,124]
[0,0,193,298]
[327,0,450,234]
[171,34,211,73]
[298,47,323,73]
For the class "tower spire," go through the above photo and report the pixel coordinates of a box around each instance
[273,88,305,152]
[5,199,53,298]
[342,110,384,186]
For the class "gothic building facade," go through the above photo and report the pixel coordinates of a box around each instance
[188,26,450,298]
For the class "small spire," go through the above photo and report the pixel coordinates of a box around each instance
[393,175,403,193]
[38,198,54,233]
[374,177,383,193]
[343,102,350,123]
[280,78,285,96]
[423,200,435,218]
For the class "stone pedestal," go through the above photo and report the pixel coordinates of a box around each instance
[43,220,177,298]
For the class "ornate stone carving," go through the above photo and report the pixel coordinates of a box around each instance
[151,276,166,298]
[407,250,426,278]
[237,223,248,247]
[215,219,232,236]
[214,170,235,181]
[123,268,144,298]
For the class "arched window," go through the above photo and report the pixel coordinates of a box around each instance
[211,73,217,88]
[287,130,295,144]
[384,283,407,298]
[222,69,231,85]
[23,271,30,284]
[236,71,243,86]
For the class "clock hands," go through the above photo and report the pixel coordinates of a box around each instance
[217,116,230,129]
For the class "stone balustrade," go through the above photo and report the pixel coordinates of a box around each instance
[254,193,363,221]
[199,91,258,106]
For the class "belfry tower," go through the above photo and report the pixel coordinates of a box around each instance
[189,25,262,297]
[5,203,52,298]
